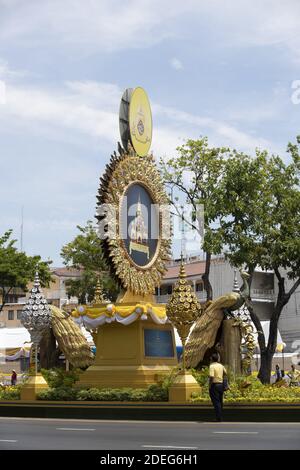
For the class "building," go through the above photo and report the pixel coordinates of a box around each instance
[278,268,300,354]
[0,267,81,329]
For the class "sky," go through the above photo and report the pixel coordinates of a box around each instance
[0,0,299,265]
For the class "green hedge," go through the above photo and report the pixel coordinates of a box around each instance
[0,385,21,400]
[37,384,168,402]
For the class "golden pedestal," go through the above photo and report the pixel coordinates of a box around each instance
[168,371,201,402]
[20,374,48,401]
[77,318,178,389]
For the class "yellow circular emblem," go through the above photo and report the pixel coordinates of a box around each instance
[129,87,152,157]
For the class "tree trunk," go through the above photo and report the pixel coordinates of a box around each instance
[0,287,12,313]
[40,329,60,369]
[202,251,213,301]
[258,349,274,384]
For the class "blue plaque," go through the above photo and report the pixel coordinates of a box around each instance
[144,329,174,358]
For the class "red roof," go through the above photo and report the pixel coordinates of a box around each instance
[51,267,83,278]
[163,261,206,280]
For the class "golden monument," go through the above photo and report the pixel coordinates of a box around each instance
[75,87,177,389]
[166,259,202,401]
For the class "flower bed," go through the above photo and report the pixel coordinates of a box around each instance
[190,369,300,404]
[0,385,21,400]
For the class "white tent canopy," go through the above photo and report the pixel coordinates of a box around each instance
[0,328,31,349]
[0,327,95,350]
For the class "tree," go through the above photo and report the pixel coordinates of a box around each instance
[161,135,300,384]
[160,137,229,300]
[215,138,300,383]
[0,230,52,313]
[61,221,119,303]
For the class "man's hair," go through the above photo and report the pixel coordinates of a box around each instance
[211,352,220,362]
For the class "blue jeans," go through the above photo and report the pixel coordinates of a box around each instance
[209,383,224,421]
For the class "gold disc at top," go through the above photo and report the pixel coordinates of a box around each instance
[129,87,152,157]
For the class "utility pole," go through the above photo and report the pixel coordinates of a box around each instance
[20,206,24,252]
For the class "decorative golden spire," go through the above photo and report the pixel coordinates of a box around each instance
[92,278,106,306]
[166,257,202,371]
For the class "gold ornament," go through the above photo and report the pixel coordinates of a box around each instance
[166,259,202,370]
[96,144,172,295]
[91,278,107,306]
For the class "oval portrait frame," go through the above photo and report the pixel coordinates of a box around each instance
[119,180,162,271]
[96,148,171,295]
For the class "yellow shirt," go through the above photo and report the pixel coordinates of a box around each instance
[209,362,226,384]
[288,369,300,383]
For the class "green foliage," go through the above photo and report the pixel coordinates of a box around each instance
[191,367,209,387]
[215,143,300,276]
[0,230,52,310]
[145,384,168,401]
[160,135,300,383]
[190,373,300,403]
[0,385,21,400]
[38,387,78,401]
[160,137,229,255]
[41,368,81,388]
[60,221,119,303]
[37,384,169,402]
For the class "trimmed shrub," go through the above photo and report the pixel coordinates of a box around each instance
[41,368,81,388]
[37,387,78,401]
[37,384,169,402]
[0,385,21,400]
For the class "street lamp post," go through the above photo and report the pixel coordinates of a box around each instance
[276,342,287,377]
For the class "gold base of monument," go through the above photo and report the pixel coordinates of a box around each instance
[77,317,178,389]
[20,374,48,401]
[168,371,201,403]
[117,290,156,304]
[78,365,175,389]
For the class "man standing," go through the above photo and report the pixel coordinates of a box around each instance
[287,364,300,386]
[11,370,17,386]
[209,353,227,422]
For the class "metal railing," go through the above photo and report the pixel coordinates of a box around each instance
[251,288,274,300]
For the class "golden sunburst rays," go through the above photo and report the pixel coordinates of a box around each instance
[96,146,171,296]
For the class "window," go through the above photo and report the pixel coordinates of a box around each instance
[8,310,14,320]
[161,285,173,295]
[196,282,204,292]
[17,310,22,320]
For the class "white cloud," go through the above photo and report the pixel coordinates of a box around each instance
[170,57,183,70]
[0,58,29,79]
[0,74,278,158]
[197,0,300,63]
[0,0,192,53]
[153,103,275,154]
[0,0,299,62]
[0,81,120,146]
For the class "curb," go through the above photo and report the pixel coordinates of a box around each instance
[1,401,300,422]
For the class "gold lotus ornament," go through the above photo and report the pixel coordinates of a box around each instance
[166,260,202,371]
[166,260,202,402]
[91,277,108,307]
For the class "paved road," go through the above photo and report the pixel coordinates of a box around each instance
[0,417,299,450]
